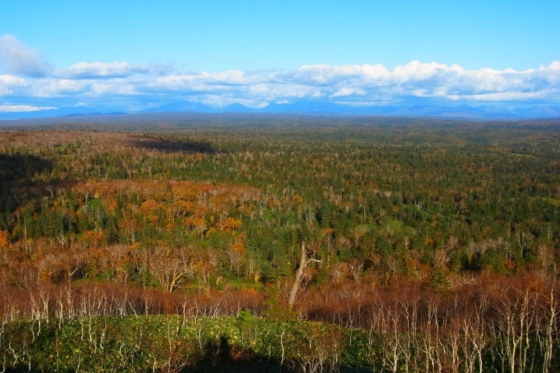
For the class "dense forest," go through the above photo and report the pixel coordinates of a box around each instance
[1,114,560,372]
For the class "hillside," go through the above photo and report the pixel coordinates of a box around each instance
[1,116,559,372]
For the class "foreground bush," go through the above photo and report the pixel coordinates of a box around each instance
[0,315,377,372]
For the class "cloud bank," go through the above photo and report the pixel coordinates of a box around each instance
[0,104,55,113]
[0,35,52,78]
[1,35,559,113]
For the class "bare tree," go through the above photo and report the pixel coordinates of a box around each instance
[288,242,321,310]
[148,247,193,293]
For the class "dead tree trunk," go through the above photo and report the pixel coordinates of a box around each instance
[288,242,321,310]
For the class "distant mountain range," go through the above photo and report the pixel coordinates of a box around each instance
[1,99,560,121]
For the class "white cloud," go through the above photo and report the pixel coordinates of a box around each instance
[0,35,52,77]
[59,61,170,79]
[31,79,91,97]
[447,90,554,101]
[331,87,366,97]
[0,74,26,85]
[89,80,138,96]
[0,74,28,96]
[0,104,56,112]
[1,40,558,111]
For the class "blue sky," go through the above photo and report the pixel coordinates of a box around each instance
[1,0,559,114]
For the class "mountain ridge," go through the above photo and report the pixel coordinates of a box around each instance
[1,99,560,121]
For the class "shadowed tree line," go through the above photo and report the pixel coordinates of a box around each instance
[127,135,216,154]
[0,153,52,183]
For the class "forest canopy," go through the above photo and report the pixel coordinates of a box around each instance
[1,114,560,372]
